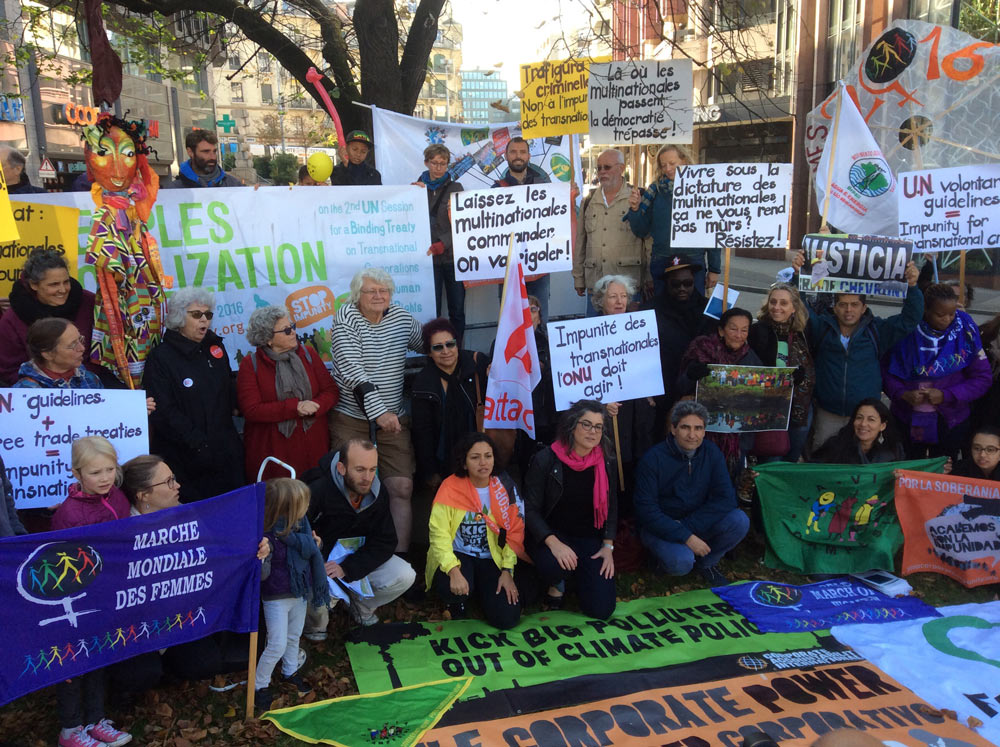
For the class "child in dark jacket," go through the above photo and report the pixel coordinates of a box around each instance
[255,478,329,712]
[53,436,132,747]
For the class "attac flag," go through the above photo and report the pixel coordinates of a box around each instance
[814,82,898,236]
[263,677,471,747]
[755,458,945,575]
[484,243,541,437]
[896,469,1000,587]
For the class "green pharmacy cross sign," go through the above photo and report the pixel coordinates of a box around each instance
[217,114,236,133]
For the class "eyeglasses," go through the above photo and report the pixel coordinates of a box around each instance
[63,335,87,351]
[147,475,178,490]
[273,323,297,336]
[360,288,389,296]
[972,445,1000,455]
[427,160,449,168]
[187,310,214,320]
[430,339,458,352]
[668,278,694,288]
[578,420,604,433]
[529,305,540,313]
[596,164,618,172]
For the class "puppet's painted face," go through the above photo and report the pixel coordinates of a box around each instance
[86,126,137,192]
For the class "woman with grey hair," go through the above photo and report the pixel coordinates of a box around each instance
[0,247,97,385]
[144,286,244,502]
[237,305,338,481]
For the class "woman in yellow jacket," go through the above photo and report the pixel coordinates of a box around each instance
[426,432,527,628]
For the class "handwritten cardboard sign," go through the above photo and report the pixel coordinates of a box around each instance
[588,60,693,145]
[898,165,1000,252]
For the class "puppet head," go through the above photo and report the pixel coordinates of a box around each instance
[82,113,158,222]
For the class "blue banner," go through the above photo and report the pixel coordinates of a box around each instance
[712,579,940,633]
[0,484,263,705]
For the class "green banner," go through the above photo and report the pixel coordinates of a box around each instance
[264,677,471,747]
[346,589,821,699]
[755,458,946,574]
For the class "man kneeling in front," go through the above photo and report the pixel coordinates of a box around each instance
[634,401,749,586]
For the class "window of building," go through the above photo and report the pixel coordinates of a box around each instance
[229,53,241,70]
[231,82,244,102]
[258,53,272,73]
[715,0,776,30]
[740,59,773,93]
[261,83,273,103]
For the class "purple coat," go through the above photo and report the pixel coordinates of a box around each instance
[0,278,96,386]
[883,351,992,430]
[51,484,130,530]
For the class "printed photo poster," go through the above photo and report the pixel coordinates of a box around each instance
[371,107,582,192]
[896,470,1000,587]
[671,163,792,250]
[588,59,694,145]
[547,310,662,411]
[518,58,598,138]
[0,388,149,509]
[799,233,913,299]
[450,183,572,282]
[897,164,1000,253]
[695,365,794,433]
[0,201,79,297]
[20,186,435,368]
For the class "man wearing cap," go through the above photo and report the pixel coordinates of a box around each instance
[331,130,382,186]
[165,130,244,188]
[573,148,647,317]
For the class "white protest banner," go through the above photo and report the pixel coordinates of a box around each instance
[0,388,148,509]
[22,186,435,367]
[450,182,572,282]
[898,165,1000,252]
[671,163,792,250]
[547,310,662,411]
[588,60,693,145]
[799,233,912,298]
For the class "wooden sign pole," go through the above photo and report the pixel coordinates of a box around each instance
[721,246,732,312]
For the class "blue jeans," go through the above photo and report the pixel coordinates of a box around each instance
[256,597,307,690]
[651,254,706,297]
[640,508,749,575]
[433,262,466,341]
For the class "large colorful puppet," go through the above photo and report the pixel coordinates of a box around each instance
[82,113,167,388]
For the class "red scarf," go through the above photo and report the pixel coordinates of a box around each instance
[434,475,526,560]
[550,441,609,529]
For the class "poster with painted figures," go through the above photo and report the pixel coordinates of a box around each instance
[695,365,795,433]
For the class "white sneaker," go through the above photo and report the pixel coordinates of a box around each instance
[303,631,327,642]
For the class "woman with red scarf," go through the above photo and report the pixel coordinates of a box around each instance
[524,400,618,619]
[426,433,527,628]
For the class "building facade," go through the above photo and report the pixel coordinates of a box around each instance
[459,70,509,125]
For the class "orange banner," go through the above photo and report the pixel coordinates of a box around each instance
[417,661,992,747]
[896,469,1000,588]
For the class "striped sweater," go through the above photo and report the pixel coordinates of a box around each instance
[332,302,422,421]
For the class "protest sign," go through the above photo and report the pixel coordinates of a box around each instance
[896,470,1000,587]
[671,163,792,249]
[518,58,597,139]
[587,60,693,145]
[22,186,435,367]
[547,310,662,410]
[417,661,991,747]
[696,365,794,433]
[0,388,149,509]
[833,601,1000,746]
[0,484,263,706]
[713,578,939,633]
[703,284,740,320]
[450,182,572,282]
[798,233,912,298]
[898,164,1000,252]
[346,589,822,699]
[0,202,79,297]
[755,458,946,575]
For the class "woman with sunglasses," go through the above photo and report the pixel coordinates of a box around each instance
[412,318,490,491]
[238,305,339,482]
[144,287,244,502]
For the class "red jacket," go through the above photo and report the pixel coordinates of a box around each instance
[52,484,130,530]
[237,343,339,482]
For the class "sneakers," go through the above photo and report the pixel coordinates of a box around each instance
[302,631,328,642]
[255,687,274,714]
[297,646,307,671]
[351,610,379,627]
[282,671,312,695]
[58,728,104,747]
[699,565,730,587]
[87,720,132,747]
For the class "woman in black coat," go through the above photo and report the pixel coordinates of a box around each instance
[814,398,906,465]
[411,318,489,490]
[143,287,244,502]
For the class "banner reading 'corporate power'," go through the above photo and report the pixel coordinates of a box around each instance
[0,484,263,706]
[23,186,435,366]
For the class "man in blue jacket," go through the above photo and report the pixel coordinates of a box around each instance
[796,252,922,451]
[165,130,244,189]
[634,401,749,585]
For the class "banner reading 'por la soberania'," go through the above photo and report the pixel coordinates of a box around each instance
[22,186,436,368]
[0,484,263,706]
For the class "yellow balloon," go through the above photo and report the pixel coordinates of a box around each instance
[307,152,333,182]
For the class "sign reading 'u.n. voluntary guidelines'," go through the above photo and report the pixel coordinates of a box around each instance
[0,485,263,706]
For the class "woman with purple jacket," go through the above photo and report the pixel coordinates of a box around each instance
[884,283,992,460]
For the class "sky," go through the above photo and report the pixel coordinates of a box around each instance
[451,0,593,89]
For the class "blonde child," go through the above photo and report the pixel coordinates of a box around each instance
[53,436,132,747]
[255,477,329,712]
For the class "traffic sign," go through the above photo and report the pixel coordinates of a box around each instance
[38,158,56,180]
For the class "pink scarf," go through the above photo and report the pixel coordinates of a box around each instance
[550,441,609,529]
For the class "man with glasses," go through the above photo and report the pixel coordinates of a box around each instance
[634,401,749,586]
[330,269,423,555]
[573,149,646,317]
